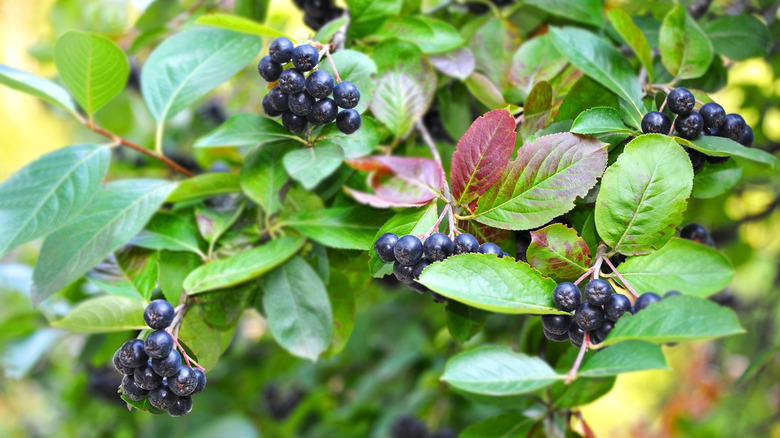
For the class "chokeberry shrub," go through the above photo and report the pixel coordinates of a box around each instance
[0,0,777,436]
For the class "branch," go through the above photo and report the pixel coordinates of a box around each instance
[416,119,459,237]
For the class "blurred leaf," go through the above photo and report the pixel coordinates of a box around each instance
[616,238,734,298]
[0,144,110,257]
[195,199,246,244]
[446,300,488,343]
[659,4,713,80]
[527,0,602,27]
[556,76,618,122]
[367,203,437,277]
[158,251,203,305]
[461,415,537,438]
[450,109,516,206]
[373,16,463,54]
[578,341,668,377]
[607,9,654,83]
[602,295,744,346]
[595,135,692,256]
[184,237,304,294]
[703,14,772,61]
[470,17,520,93]
[736,343,780,387]
[179,310,221,371]
[473,133,607,230]
[346,156,443,208]
[54,31,129,116]
[570,106,637,135]
[465,73,507,109]
[166,173,241,203]
[141,28,262,123]
[2,329,66,379]
[346,0,402,39]
[283,144,344,190]
[315,117,380,159]
[509,35,567,100]
[419,254,563,315]
[519,81,552,140]
[195,13,291,39]
[0,64,78,117]
[282,207,390,250]
[52,295,148,332]
[692,159,742,199]
[324,270,356,357]
[86,247,159,301]
[263,256,333,362]
[131,212,205,255]
[677,135,777,167]
[371,71,432,140]
[196,114,302,148]
[551,376,614,409]
[527,223,591,281]
[32,180,175,305]
[318,49,377,115]
[430,48,475,81]
[240,144,290,215]
[315,17,348,43]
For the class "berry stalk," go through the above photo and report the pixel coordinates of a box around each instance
[601,255,640,298]
[565,332,590,384]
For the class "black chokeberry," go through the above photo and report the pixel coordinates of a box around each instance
[291,44,320,71]
[600,253,626,274]
[569,322,585,347]
[336,109,361,134]
[634,292,661,312]
[575,301,605,331]
[584,279,613,306]
[134,362,164,390]
[122,374,149,402]
[667,87,695,115]
[278,69,306,94]
[374,232,398,263]
[167,395,193,417]
[699,102,726,131]
[269,37,294,64]
[680,223,710,243]
[152,348,182,377]
[304,0,328,18]
[684,147,705,172]
[144,299,175,330]
[169,366,199,396]
[268,86,289,111]
[118,339,149,368]
[113,349,135,375]
[305,70,335,99]
[262,95,284,117]
[408,281,430,295]
[429,290,447,303]
[590,320,614,344]
[412,258,431,280]
[453,233,480,255]
[541,314,572,335]
[333,81,360,109]
[191,368,207,395]
[604,294,631,322]
[720,113,746,141]
[674,111,704,140]
[288,91,316,116]
[641,111,672,134]
[308,98,338,125]
[282,111,308,133]
[149,384,179,410]
[552,282,581,312]
[738,126,754,147]
[478,242,503,257]
[144,330,174,359]
[393,235,423,265]
[423,233,453,262]
[664,290,681,298]
[393,262,415,284]
[544,329,570,342]
[257,56,283,82]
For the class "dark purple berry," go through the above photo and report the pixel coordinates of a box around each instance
[262,94,284,117]
[113,349,135,375]
[634,292,662,312]
[191,368,207,395]
[278,69,305,94]
[674,111,704,140]
[664,290,681,298]
[392,262,415,284]
[667,87,695,115]
[281,111,307,133]
[307,98,338,125]
[169,366,199,396]
[575,301,605,331]
[134,362,163,390]
[288,91,316,116]
[569,322,585,347]
[269,37,294,64]
[699,102,726,131]
[393,235,423,265]
[305,70,335,98]
[423,233,453,262]
[144,330,174,359]
[590,320,614,344]
[544,329,570,342]
[268,86,289,111]
[291,44,320,72]
[719,113,746,142]
[149,385,178,410]
[552,282,581,312]
[584,279,613,306]
[641,111,672,134]
[408,281,430,295]
[333,81,360,109]
[257,56,283,82]
[738,125,754,147]
[541,314,572,335]
[684,146,705,172]
[374,232,398,263]
[118,339,148,368]
[478,242,503,257]
[680,223,710,243]
[121,375,149,402]
[604,294,631,322]
[152,349,182,377]
[412,258,431,280]
[453,233,480,255]
[167,395,193,417]
[144,299,175,330]
[336,109,361,134]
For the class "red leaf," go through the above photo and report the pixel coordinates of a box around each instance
[527,223,591,280]
[450,109,516,205]
[346,156,443,208]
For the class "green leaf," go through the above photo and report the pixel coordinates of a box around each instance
[282,207,390,250]
[556,76,618,123]
[526,0,602,27]
[595,135,693,255]
[315,17,349,43]
[551,376,614,409]
[461,415,537,438]
[509,35,567,100]
[158,251,202,305]
[0,144,110,257]
[371,67,435,140]
[518,81,552,140]
[464,73,507,109]
[178,310,222,371]
[659,4,713,80]
[283,144,344,190]
[549,27,643,118]
[141,28,262,123]
[418,254,564,315]
[86,247,160,301]
[52,295,147,332]
[615,238,734,298]
[324,271,355,358]
[446,300,489,344]
[240,144,290,215]
[602,295,745,346]
[441,346,560,396]
[195,13,292,39]
[166,173,241,203]
[570,106,637,135]
[0,64,78,117]
[346,0,402,39]
[526,223,591,281]
[315,117,380,159]
[196,114,301,148]
[194,197,243,244]
[184,237,304,294]
[368,203,437,277]
[473,133,608,230]
[131,212,204,255]
[430,48,475,81]
[607,9,654,83]
[470,18,521,93]
[703,15,772,61]
[692,160,742,199]
[373,16,463,54]
[262,256,333,362]
[32,179,175,305]
[317,49,377,115]
[578,341,668,377]
[54,31,129,116]
[677,135,777,167]
[121,394,164,414]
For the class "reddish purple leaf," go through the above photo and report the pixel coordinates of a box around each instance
[450,109,517,206]
[527,223,591,280]
[346,156,443,208]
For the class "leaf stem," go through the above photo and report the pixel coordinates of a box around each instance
[565,332,589,384]
[417,204,450,240]
[154,123,165,156]
[416,119,459,237]
[573,267,595,286]
[165,299,206,371]
[601,255,640,298]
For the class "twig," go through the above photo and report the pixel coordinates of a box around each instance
[668,114,678,135]
[415,119,459,237]
[574,267,595,286]
[592,257,604,280]
[514,113,524,127]
[601,255,640,298]
[565,332,589,384]
[576,411,597,438]
[417,205,450,240]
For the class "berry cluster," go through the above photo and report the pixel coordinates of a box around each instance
[258,37,361,135]
[292,0,344,31]
[375,232,511,302]
[390,415,456,438]
[112,300,206,416]
[543,280,679,347]
[641,87,754,171]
